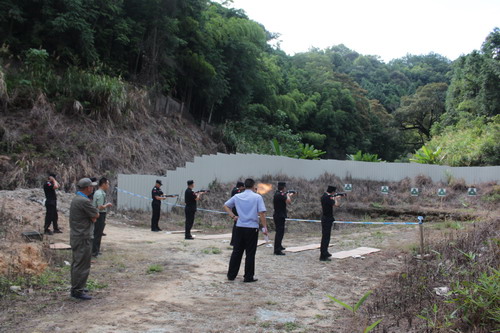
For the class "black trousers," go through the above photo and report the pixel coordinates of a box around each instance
[320,217,334,258]
[151,202,161,230]
[44,202,59,231]
[227,227,259,280]
[230,221,237,246]
[185,208,196,238]
[230,208,238,246]
[273,216,286,253]
[92,213,106,256]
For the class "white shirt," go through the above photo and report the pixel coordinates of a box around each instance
[224,189,266,228]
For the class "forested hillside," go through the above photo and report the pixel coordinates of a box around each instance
[0,0,499,186]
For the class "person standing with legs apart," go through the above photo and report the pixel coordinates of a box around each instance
[70,178,99,300]
[43,173,61,235]
[184,180,204,240]
[224,178,269,282]
[273,182,294,256]
[92,177,112,257]
[229,181,244,246]
[320,185,343,261]
[151,180,166,232]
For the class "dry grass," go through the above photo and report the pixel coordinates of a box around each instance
[0,89,218,191]
[364,218,499,332]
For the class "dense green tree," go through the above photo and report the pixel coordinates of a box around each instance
[444,28,500,127]
[1,1,497,164]
[394,82,448,143]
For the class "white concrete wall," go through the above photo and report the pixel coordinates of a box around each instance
[117,153,499,211]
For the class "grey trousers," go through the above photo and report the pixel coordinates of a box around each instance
[70,237,92,293]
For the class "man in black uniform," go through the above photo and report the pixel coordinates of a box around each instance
[229,181,244,246]
[43,173,62,235]
[151,180,167,232]
[320,185,342,261]
[184,180,203,240]
[273,182,294,255]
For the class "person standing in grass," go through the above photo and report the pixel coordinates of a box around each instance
[224,178,268,283]
[43,173,61,235]
[319,185,343,261]
[70,178,99,300]
[92,177,112,257]
[273,181,294,256]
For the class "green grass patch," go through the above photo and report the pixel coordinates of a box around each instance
[86,278,108,290]
[147,264,164,274]
[202,247,221,254]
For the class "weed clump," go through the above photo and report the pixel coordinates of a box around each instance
[364,218,500,332]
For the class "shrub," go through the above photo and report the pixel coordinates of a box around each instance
[448,268,500,329]
[60,67,127,120]
[347,150,383,162]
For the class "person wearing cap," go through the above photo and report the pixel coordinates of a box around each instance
[320,185,342,261]
[87,177,98,201]
[229,181,245,246]
[223,178,268,282]
[273,181,294,256]
[92,177,113,257]
[43,173,61,235]
[151,179,167,232]
[184,180,204,240]
[69,178,99,300]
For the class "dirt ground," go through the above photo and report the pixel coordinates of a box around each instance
[0,189,438,333]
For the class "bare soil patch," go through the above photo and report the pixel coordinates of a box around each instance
[0,181,497,332]
[0,189,428,333]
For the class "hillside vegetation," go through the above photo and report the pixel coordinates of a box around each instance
[0,1,498,182]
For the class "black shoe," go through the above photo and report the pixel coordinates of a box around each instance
[280,247,286,251]
[319,257,332,262]
[227,276,235,281]
[102,233,106,236]
[157,228,162,231]
[44,230,53,235]
[274,251,286,256]
[185,236,194,240]
[53,229,63,234]
[151,229,159,232]
[243,278,258,283]
[71,292,92,300]
[327,253,332,257]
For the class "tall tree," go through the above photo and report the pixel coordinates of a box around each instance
[394,82,448,142]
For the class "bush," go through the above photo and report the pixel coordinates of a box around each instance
[448,269,500,329]
[365,218,500,332]
[60,67,127,120]
[428,116,500,166]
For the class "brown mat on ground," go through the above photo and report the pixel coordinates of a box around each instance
[167,229,201,234]
[49,243,71,250]
[330,247,380,259]
[196,233,232,240]
[284,244,321,252]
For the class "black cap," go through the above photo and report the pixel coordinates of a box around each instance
[327,186,336,193]
[278,182,286,187]
[187,180,194,186]
[48,173,56,178]
[236,181,244,187]
[156,179,162,185]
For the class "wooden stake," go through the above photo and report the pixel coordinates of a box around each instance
[418,216,425,256]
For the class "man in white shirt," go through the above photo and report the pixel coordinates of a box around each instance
[223,178,268,282]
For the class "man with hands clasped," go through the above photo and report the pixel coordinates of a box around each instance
[224,178,268,283]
